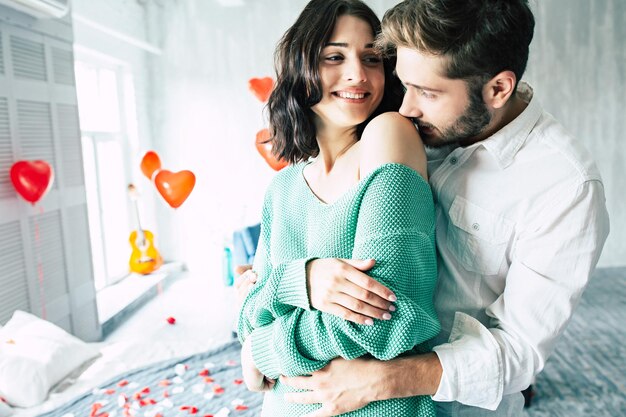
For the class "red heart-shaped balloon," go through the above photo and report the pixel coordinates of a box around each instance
[10,160,54,204]
[140,151,162,180]
[255,128,288,171]
[154,169,196,209]
[248,77,274,103]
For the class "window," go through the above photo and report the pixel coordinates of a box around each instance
[75,56,138,291]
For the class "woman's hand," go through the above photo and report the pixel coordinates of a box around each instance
[305,258,397,325]
[235,267,256,308]
[241,337,275,392]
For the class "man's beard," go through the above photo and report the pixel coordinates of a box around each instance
[421,85,492,148]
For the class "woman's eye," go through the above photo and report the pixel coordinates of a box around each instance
[363,55,382,64]
[325,55,343,62]
[421,90,436,99]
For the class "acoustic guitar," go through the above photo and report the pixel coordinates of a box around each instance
[128,184,163,274]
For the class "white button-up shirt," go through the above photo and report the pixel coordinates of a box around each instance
[429,83,610,416]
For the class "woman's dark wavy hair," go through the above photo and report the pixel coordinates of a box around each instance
[268,0,404,164]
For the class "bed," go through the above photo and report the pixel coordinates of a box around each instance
[8,339,262,417]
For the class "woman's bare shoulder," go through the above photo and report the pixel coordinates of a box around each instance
[359,112,427,180]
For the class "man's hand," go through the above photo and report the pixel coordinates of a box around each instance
[306,258,397,325]
[280,357,380,416]
[280,353,443,417]
[241,337,275,392]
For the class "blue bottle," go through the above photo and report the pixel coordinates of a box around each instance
[222,245,234,286]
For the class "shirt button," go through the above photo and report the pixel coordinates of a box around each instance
[450,157,458,165]
[472,223,480,231]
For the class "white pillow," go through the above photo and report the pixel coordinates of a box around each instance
[0,311,100,408]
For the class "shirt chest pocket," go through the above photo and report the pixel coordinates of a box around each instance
[446,196,514,276]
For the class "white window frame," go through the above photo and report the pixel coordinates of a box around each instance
[74,47,137,291]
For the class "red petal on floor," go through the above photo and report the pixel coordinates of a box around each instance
[166,316,176,325]
[235,405,249,411]
[189,407,199,414]
[213,385,225,394]
[104,389,115,395]
[233,379,243,385]
[198,369,210,376]
[158,379,171,386]
[163,391,170,398]
[117,380,129,387]
[132,392,142,400]
[139,399,148,407]
[141,387,151,394]
[180,406,191,410]
[203,377,215,383]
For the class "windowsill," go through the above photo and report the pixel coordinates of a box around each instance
[97,261,186,338]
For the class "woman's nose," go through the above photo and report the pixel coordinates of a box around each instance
[344,60,367,82]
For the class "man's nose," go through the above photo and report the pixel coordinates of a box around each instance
[399,92,422,118]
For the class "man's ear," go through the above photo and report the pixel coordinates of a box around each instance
[483,70,517,109]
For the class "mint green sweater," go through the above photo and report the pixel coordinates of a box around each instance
[238,162,441,417]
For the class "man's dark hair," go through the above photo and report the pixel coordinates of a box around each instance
[268,0,404,164]
[379,0,535,91]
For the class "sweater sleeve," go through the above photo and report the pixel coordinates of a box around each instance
[237,177,314,344]
[250,164,441,379]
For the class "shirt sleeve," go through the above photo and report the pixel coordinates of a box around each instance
[248,164,441,379]
[433,179,610,409]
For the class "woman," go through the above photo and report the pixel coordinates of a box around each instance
[238,0,440,415]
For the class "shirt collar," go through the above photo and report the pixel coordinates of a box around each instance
[478,82,543,169]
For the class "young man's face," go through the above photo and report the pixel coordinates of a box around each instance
[395,47,492,147]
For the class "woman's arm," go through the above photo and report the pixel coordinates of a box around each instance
[250,164,439,380]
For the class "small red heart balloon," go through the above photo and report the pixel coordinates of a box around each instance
[248,77,274,103]
[10,160,54,204]
[255,128,289,171]
[154,169,196,209]
[140,151,162,180]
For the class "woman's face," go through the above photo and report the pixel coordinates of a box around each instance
[311,15,385,131]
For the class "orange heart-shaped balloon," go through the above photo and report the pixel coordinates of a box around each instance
[10,160,54,204]
[154,169,196,209]
[255,128,288,171]
[248,77,274,103]
[140,151,162,180]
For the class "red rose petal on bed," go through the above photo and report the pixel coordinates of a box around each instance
[97,413,109,417]
[163,390,170,398]
[166,316,176,325]
[233,379,243,385]
[158,379,171,386]
[181,406,190,410]
[90,403,103,417]
[104,389,115,395]
[203,415,214,417]
[190,407,199,414]
[132,392,142,400]
[198,369,210,376]
[235,405,249,411]
[139,399,148,407]
[155,414,163,417]
[213,384,225,394]
[141,386,151,394]
[117,380,129,387]
[204,377,215,383]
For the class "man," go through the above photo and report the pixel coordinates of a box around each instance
[237,0,610,415]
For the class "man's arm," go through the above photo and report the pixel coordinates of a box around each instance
[281,353,442,417]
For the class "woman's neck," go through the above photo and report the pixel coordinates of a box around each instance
[315,125,358,174]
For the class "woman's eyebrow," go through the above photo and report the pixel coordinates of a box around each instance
[324,42,375,48]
